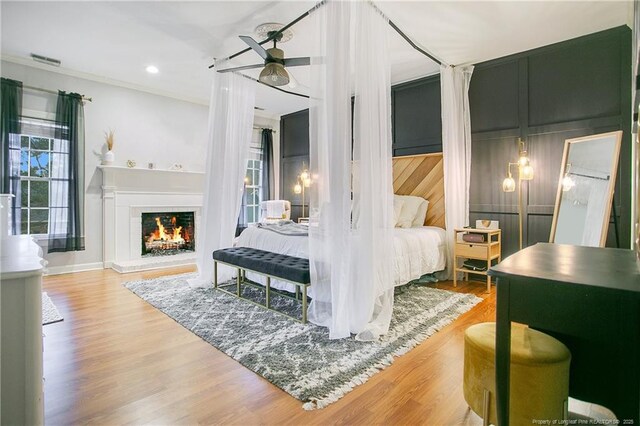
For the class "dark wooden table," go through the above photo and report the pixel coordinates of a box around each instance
[488,243,640,425]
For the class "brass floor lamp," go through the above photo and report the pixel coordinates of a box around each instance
[501,139,534,250]
[293,165,311,218]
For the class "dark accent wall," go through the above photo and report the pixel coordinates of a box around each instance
[279,27,631,249]
[280,77,443,221]
[280,109,309,222]
[469,26,632,256]
[392,74,442,155]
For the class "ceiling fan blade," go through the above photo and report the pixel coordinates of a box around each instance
[283,57,310,67]
[239,35,271,61]
[217,63,264,73]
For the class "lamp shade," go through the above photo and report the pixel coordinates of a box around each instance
[502,176,516,192]
[521,164,534,180]
[518,153,529,167]
[259,62,290,86]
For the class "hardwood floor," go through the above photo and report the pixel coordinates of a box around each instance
[42,267,495,425]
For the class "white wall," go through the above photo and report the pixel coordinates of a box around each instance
[1,60,279,273]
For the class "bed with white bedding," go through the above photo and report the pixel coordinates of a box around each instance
[234,224,446,295]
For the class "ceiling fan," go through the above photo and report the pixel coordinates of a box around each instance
[217,31,310,87]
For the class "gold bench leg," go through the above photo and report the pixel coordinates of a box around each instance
[301,285,308,324]
[236,268,241,296]
[213,261,218,289]
[266,277,271,309]
[482,388,490,426]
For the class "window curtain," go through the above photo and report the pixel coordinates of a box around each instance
[189,71,255,287]
[440,64,474,278]
[261,128,274,201]
[308,0,394,341]
[1,78,23,234]
[236,188,247,236]
[48,91,85,252]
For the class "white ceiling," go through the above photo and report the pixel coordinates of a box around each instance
[1,1,632,117]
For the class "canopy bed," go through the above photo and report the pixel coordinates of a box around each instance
[191,0,474,341]
[235,152,447,293]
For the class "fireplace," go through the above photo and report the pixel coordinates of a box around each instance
[141,211,195,257]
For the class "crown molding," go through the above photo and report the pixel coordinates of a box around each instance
[2,54,286,119]
[1,54,210,106]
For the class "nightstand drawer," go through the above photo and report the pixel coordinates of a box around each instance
[457,243,487,259]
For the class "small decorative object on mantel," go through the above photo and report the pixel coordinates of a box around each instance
[169,163,183,171]
[102,129,115,165]
[147,162,155,170]
[126,160,136,168]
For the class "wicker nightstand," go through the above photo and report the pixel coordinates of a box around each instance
[453,228,502,292]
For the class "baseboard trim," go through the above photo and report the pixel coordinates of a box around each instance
[44,262,104,276]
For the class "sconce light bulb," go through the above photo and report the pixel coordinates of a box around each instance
[521,164,534,180]
[518,153,529,167]
[502,176,516,192]
[300,170,309,181]
[303,177,311,188]
[294,183,302,194]
[244,176,250,184]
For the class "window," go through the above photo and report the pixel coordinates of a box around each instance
[244,152,262,224]
[13,116,68,236]
[19,133,54,234]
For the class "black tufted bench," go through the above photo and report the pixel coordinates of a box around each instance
[212,247,311,323]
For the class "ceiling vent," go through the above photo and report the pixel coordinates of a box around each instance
[30,53,61,67]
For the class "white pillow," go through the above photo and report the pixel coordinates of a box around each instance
[412,199,429,227]
[396,195,422,228]
[393,197,404,227]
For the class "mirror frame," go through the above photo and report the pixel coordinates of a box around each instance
[549,130,623,247]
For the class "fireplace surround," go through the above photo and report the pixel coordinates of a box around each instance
[100,165,204,272]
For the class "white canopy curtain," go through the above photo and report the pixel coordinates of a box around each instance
[308,0,394,341]
[190,71,256,287]
[440,64,474,279]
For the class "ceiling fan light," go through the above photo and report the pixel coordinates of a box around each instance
[259,62,289,86]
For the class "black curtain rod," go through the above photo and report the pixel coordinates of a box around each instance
[387,19,441,66]
[209,0,443,100]
[209,1,323,69]
[23,84,93,102]
[208,0,442,69]
[256,78,309,98]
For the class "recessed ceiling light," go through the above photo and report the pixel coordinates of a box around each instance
[146,65,159,74]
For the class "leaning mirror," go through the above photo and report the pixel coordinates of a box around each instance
[549,131,622,247]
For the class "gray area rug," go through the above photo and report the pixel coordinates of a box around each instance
[124,273,482,409]
[42,292,63,325]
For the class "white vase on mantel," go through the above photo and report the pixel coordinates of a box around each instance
[102,150,114,166]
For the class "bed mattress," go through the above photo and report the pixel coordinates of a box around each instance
[234,225,447,294]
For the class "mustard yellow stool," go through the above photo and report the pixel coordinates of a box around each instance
[464,322,571,426]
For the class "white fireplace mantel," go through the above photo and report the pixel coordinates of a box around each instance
[99,166,205,272]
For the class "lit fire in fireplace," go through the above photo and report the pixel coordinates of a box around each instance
[146,216,189,250]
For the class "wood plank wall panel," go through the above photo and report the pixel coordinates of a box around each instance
[393,153,446,228]
[469,26,632,257]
